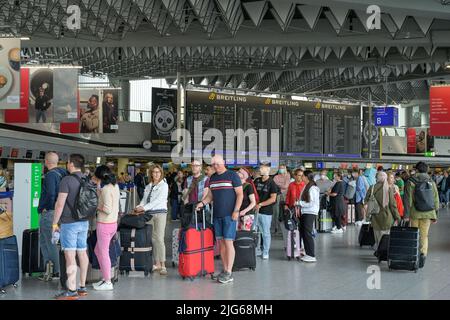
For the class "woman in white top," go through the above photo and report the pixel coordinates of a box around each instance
[135,164,169,275]
[92,165,120,291]
[296,170,320,263]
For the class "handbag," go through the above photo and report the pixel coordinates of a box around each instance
[366,186,380,216]
[119,212,152,229]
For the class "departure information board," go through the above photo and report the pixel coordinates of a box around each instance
[322,103,361,157]
[282,101,323,156]
[185,91,236,155]
[236,97,281,164]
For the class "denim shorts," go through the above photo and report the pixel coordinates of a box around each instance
[214,215,237,241]
[60,220,89,251]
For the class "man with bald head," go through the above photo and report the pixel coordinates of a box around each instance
[38,152,68,281]
[196,154,243,284]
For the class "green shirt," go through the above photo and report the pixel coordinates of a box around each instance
[395,178,405,196]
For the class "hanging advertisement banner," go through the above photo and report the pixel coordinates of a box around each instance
[53,69,78,123]
[361,107,381,159]
[4,67,29,123]
[28,68,54,123]
[101,88,120,133]
[0,38,20,109]
[407,128,417,154]
[151,88,177,152]
[429,85,450,136]
[79,88,102,133]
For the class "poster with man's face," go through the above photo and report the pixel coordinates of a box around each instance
[101,88,120,133]
[79,88,102,134]
[0,38,20,109]
[28,68,54,123]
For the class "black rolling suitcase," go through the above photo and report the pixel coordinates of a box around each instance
[22,229,44,276]
[119,225,152,276]
[388,225,420,272]
[233,230,258,271]
[358,223,375,247]
[233,211,259,271]
[0,235,20,294]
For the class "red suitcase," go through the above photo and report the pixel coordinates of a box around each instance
[178,209,214,280]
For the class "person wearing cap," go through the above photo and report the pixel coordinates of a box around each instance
[35,86,51,123]
[254,164,278,260]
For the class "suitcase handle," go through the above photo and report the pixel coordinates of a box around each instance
[194,207,206,231]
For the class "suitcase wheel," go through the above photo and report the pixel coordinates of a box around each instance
[144,271,149,277]
[287,257,291,261]
[172,261,176,268]
[1,289,5,294]
[296,257,300,261]
[189,277,194,282]
[13,284,18,288]
[250,268,255,271]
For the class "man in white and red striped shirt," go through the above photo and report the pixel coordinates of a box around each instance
[196,155,243,284]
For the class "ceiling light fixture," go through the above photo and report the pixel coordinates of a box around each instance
[20,37,30,40]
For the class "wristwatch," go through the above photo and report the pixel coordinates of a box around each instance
[152,97,175,137]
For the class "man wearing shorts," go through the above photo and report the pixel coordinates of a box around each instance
[196,155,243,284]
[52,154,90,300]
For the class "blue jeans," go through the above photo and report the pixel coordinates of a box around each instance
[171,199,180,220]
[39,210,60,273]
[36,109,47,123]
[257,214,272,256]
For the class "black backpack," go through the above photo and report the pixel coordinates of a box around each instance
[67,174,99,220]
[412,177,436,212]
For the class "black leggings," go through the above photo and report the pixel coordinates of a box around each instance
[299,214,316,257]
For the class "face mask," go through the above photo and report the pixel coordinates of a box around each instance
[279,169,286,174]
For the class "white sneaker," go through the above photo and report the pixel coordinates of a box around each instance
[331,228,344,234]
[262,254,269,260]
[93,281,113,291]
[92,280,104,288]
[342,226,347,231]
[301,255,317,263]
[332,226,337,231]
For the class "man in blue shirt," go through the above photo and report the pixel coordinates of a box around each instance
[38,152,67,281]
[353,169,367,226]
[196,155,243,284]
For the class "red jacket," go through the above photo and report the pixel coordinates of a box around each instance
[285,181,306,207]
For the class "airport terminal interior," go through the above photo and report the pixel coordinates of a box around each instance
[1,0,450,301]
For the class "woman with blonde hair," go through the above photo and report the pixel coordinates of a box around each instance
[134,164,169,275]
[365,171,401,245]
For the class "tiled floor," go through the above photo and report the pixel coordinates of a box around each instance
[2,209,450,300]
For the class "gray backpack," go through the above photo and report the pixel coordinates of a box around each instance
[366,186,380,216]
